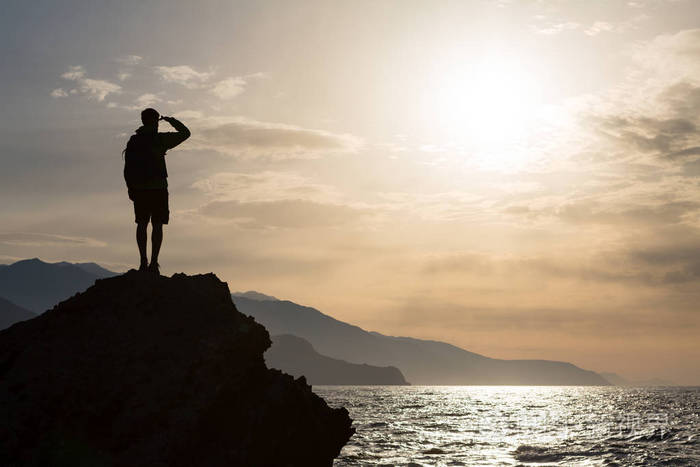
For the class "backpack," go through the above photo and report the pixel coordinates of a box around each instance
[123,132,160,190]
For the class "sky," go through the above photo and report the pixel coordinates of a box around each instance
[1,0,699,384]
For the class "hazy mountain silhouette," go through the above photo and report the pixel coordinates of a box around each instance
[0,271,353,466]
[0,296,36,331]
[234,296,610,385]
[267,334,409,385]
[232,290,279,301]
[600,372,631,385]
[56,261,119,278]
[2,258,611,385]
[600,372,676,387]
[0,258,109,313]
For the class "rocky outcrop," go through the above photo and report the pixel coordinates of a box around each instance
[0,271,353,467]
[267,334,409,385]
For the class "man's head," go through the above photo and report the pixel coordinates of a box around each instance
[141,108,160,128]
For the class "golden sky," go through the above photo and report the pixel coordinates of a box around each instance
[1,0,699,383]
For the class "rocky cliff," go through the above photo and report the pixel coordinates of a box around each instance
[0,271,353,467]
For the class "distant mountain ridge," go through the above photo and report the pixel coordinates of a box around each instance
[233,296,611,386]
[1,258,611,385]
[0,297,36,331]
[55,261,119,278]
[0,258,113,313]
[0,259,409,385]
[600,372,675,387]
[232,290,279,301]
[267,334,409,385]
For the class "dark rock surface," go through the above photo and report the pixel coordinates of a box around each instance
[0,271,353,467]
[267,334,409,385]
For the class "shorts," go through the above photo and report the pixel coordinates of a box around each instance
[130,189,169,225]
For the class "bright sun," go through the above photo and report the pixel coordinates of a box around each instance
[428,53,545,170]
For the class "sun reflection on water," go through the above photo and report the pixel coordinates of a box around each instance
[317,385,700,466]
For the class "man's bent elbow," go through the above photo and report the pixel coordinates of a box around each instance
[181,127,191,140]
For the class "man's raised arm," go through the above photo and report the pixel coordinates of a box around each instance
[160,116,191,150]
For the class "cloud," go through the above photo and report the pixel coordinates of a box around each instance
[208,73,267,100]
[571,30,700,171]
[114,55,142,81]
[377,191,487,222]
[209,77,246,99]
[134,93,160,107]
[185,115,361,158]
[593,114,698,158]
[61,65,86,80]
[192,171,340,203]
[629,240,700,284]
[199,199,365,229]
[191,171,365,229]
[585,21,615,36]
[503,192,700,229]
[530,21,579,35]
[582,80,700,165]
[0,232,106,248]
[116,55,143,66]
[632,28,700,77]
[78,78,122,101]
[153,65,213,88]
[59,65,121,101]
[50,88,68,98]
[419,235,700,287]
[584,15,649,36]
[670,146,700,158]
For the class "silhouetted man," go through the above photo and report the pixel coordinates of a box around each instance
[123,108,190,274]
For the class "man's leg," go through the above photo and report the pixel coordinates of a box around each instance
[151,222,163,267]
[136,222,148,269]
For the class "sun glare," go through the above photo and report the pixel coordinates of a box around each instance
[428,54,545,171]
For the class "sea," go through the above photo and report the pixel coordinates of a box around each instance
[315,386,700,466]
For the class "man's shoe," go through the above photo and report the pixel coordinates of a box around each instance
[148,262,160,275]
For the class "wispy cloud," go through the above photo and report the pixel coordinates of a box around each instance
[115,54,143,66]
[530,21,579,35]
[585,21,615,36]
[209,77,246,99]
[153,65,213,88]
[61,65,86,80]
[631,28,700,76]
[183,115,361,158]
[134,93,160,107]
[208,72,267,100]
[192,171,341,203]
[59,65,121,101]
[191,171,364,229]
[0,232,106,248]
[199,199,365,229]
[78,79,122,101]
[50,88,68,98]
